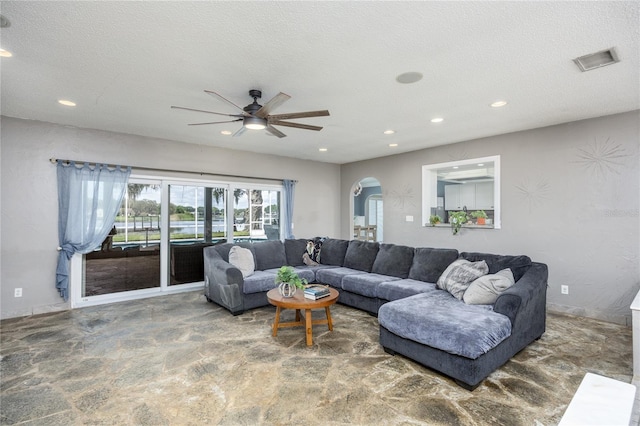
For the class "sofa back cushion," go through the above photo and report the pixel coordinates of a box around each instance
[320,238,350,266]
[253,240,287,270]
[408,248,459,283]
[215,242,255,263]
[284,238,308,267]
[214,243,235,262]
[371,243,415,278]
[460,252,532,281]
[344,240,380,272]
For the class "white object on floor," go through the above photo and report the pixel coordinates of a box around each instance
[558,372,636,426]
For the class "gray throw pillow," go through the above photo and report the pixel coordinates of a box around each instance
[436,259,489,300]
[463,268,515,305]
[229,246,255,278]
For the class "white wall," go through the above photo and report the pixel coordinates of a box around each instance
[0,116,341,319]
[341,111,640,325]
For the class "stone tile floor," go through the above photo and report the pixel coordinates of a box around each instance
[0,291,634,425]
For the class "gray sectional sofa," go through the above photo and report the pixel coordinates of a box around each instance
[203,238,548,390]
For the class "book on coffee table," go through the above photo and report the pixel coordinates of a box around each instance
[304,286,330,300]
[304,291,331,300]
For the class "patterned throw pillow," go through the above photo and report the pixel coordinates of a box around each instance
[229,246,255,278]
[463,268,515,305]
[302,238,324,266]
[437,259,489,300]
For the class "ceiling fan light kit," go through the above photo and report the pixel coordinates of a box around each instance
[172,89,330,138]
[244,116,267,130]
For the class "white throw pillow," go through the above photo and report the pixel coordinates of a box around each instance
[229,246,255,278]
[463,268,515,305]
[436,259,489,300]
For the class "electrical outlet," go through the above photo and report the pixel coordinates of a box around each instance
[14,288,22,298]
[561,285,569,295]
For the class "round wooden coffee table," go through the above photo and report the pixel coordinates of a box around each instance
[267,287,339,346]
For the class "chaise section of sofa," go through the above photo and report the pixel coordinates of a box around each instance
[378,256,548,390]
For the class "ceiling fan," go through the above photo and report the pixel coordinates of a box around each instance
[171,89,330,138]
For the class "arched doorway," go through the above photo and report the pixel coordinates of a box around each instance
[352,177,383,242]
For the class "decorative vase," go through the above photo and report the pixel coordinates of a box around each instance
[278,282,297,298]
[477,218,486,225]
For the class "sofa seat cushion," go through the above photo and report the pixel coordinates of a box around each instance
[316,267,366,289]
[341,273,400,298]
[242,270,278,294]
[378,292,512,359]
[264,267,315,285]
[377,279,439,302]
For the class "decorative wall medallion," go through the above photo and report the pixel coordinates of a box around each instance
[515,177,551,212]
[386,184,416,209]
[447,147,470,162]
[574,137,627,178]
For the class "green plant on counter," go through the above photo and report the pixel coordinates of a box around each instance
[470,210,487,219]
[449,211,469,235]
[429,215,442,226]
[275,266,308,289]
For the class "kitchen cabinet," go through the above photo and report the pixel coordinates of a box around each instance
[444,182,493,210]
[475,182,494,210]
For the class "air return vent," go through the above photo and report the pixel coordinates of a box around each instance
[573,47,620,72]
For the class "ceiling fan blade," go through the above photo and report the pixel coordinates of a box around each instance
[268,110,330,120]
[265,125,287,138]
[171,105,244,118]
[204,90,251,116]
[255,92,291,118]
[232,126,248,138]
[188,119,243,126]
[270,121,323,131]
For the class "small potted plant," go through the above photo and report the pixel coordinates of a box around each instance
[470,210,488,225]
[449,211,468,235]
[275,266,308,297]
[429,215,442,227]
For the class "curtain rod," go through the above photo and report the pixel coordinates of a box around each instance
[49,158,297,183]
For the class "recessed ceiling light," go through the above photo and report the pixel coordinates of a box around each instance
[383,130,395,135]
[490,100,508,108]
[396,72,423,84]
[319,148,328,152]
[453,166,459,169]
[477,163,484,166]
[220,130,232,135]
[0,49,13,58]
[430,117,444,123]
[58,99,76,107]
[389,143,398,147]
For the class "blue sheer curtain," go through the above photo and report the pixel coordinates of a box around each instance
[56,161,131,300]
[283,179,296,239]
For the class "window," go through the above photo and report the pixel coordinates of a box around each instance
[75,175,282,307]
[422,155,501,229]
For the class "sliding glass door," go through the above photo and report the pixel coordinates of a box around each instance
[83,180,162,297]
[74,177,282,307]
[168,184,227,285]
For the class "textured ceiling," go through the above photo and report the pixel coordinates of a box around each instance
[1,1,638,164]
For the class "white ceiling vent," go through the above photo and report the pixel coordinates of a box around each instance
[573,47,620,72]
